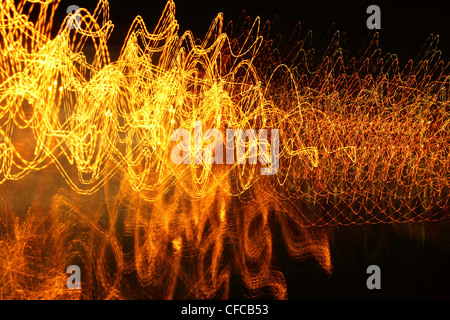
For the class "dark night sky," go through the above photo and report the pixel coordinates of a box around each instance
[53,0,450,64]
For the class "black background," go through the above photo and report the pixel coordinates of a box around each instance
[53,0,450,63]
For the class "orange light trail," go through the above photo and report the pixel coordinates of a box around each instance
[0,0,449,299]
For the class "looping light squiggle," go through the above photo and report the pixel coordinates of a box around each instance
[0,0,448,299]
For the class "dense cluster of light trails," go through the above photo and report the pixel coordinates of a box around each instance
[0,0,448,299]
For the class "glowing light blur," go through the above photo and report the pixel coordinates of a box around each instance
[0,0,448,299]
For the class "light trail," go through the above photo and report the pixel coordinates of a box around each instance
[0,0,448,299]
